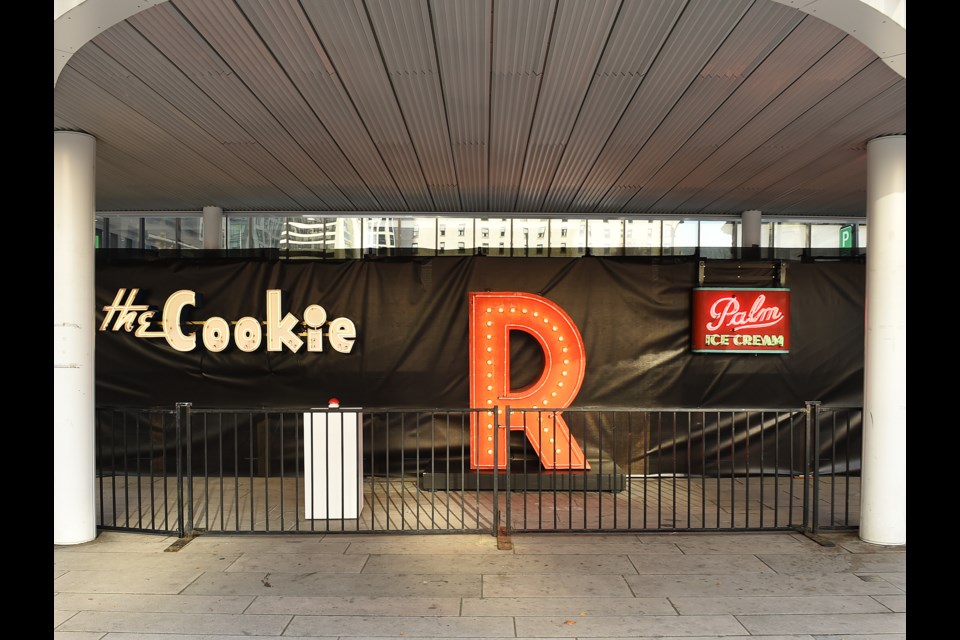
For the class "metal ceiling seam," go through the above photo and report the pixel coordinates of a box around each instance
[635,29,861,213]
[426,0,465,211]
[615,7,815,212]
[756,151,865,213]
[179,0,381,209]
[695,61,902,206]
[543,0,687,212]
[608,0,801,212]
[69,43,285,195]
[238,0,408,210]
[95,25,255,146]
[129,3,347,209]
[301,0,433,210]
[364,2,459,209]
[55,71,245,194]
[433,0,491,209]
[60,92,237,207]
[365,0,458,208]
[702,80,905,214]
[491,0,556,212]
[517,0,622,210]
[650,35,879,213]
[571,0,754,211]
[585,0,757,212]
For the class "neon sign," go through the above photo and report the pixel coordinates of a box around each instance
[692,288,790,353]
[99,288,356,354]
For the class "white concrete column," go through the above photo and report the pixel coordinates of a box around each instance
[54,131,97,545]
[202,206,224,249]
[741,210,762,248]
[860,134,906,546]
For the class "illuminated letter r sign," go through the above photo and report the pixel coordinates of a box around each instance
[469,292,589,470]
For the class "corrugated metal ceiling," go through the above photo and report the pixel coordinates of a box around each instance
[53,0,905,217]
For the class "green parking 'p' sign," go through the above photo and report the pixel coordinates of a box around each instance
[840,225,853,249]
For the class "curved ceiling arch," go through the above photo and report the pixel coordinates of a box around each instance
[54,0,906,217]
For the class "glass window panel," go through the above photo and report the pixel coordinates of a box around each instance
[624,219,661,255]
[699,220,735,247]
[735,221,773,248]
[363,217,399,255]
[773,222,809,248]
[180,217,203,250]
[404,217,439,253]
[697,220,736,259]
[477,218,511,255]
[550,219,585,256]
[95,216,106,248]
[587,219,624,255]
[106,216,142,249]
[662,220,698,255]
[227,216,285,249]
[437,217,473,254]
[811,223,844,249]
[143,217,178,250]
[511,218,549,256]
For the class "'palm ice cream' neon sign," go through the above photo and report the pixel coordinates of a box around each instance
[691,288,790,353]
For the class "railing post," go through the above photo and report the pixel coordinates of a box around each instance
[809,401,822,534]
[802,403,811,533]
[504,406,511,534]
[491,407,499,536]
[176,402,194,538]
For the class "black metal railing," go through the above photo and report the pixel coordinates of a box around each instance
[94,403,861,537]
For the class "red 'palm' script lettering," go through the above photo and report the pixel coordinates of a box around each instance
[706,294,784,332]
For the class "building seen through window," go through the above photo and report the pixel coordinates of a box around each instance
[96,214,868,258]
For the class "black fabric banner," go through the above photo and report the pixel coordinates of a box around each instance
[95,253,865,410]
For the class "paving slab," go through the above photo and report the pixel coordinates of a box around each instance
[871,594,906,612]
[54,570,203,595]
[285,614,516,637]
[55,532,177,553]
[584,637,815,640]
[54,593,255,614]
[97,637,333,640]
[54,551,238,572]
[98,636,335,640]
[183,570,482,597]
[624,572,904,597]
[362,553,636,575]
[811,636,905,640]
[513,614,748,637]
[245,595,461,616]
[341,534,499,555]
[674,537,842,555]
[669,595,888,615]
[53,633,106,640]
[461,596,675,616]
[628,554,773,575]
[757,552,906,574]
[55,610,79,627]
[224,552,368,573]
[737,612,906,635]
[870,572,906,590]
[182,537,351,555]
[482,574,633,597]
[57,611,291,635]
[510,541,681,555]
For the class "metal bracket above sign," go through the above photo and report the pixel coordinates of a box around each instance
[698,259,787,287]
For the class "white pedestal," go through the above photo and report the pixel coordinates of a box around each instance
[303,410,364,519]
